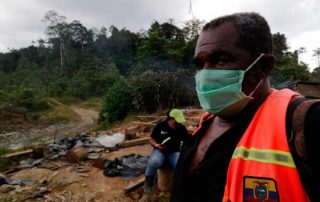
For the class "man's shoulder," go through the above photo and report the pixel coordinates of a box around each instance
[178,124,187,131]
[156,120,167,127]
[288,95,320,114]
[153,120,170,131]
[304,98,320,119]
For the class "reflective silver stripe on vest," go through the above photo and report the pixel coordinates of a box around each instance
[232,146,296,168]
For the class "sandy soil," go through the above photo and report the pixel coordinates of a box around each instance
[0,108,204,202]
[0,144,152,202]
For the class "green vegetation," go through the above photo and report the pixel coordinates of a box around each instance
[0,147,10,169]
[44,105,80,124]
[99,77,133,123]
[0,10,319,126]
[2,195,15,202]
[75,97,102,111]
[0,146,8,156]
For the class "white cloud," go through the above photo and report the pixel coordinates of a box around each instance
[290,30,320,70]
[0,0,319,70]
[35,0,189,31]
[0,0,47,50]
[192,0,320,71]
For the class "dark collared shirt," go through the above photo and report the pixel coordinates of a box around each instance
[151,120,188,154]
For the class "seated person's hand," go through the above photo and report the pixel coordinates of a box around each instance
[155,143,166,150]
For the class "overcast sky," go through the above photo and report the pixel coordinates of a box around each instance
[0,0,320,70]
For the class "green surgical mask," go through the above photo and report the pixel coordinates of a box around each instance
[195,54,265,117]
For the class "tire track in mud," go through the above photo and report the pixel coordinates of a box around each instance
[0,104,99,149]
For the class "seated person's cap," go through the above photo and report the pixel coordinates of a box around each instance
[169,109,186,123]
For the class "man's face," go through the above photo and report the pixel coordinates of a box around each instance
[193,22,261,95]
[168,118,179,129]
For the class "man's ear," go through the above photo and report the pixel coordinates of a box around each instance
[260,54,275,78]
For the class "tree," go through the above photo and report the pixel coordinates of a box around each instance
[0,50,20,73]
[311,67,320,82]
[273,32,289,60]
[70,20,92,53]
[0,11,315,125]
[68,58,120,98]
[271,33,311,86]
[93,27,109,58]
[42,10,69,67]
[101,26,141,73]
[99,77,133,124]
[312,48,320,68]
[182,18,205,41]
[138,32,169,60]
[138,20,187,66]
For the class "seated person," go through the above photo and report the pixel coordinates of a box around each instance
[139,109,188,202]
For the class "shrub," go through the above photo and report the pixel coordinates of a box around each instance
[99,77,133,124]
[129,69,197,112]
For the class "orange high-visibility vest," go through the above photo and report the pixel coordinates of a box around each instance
[222,88,310,202]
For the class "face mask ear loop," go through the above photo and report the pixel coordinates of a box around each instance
[248,79,263,97]
[244,53,265,73]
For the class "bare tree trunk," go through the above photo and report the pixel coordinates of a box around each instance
[60,38,64,67]
[81,41,84,53]
[313,48,320,68]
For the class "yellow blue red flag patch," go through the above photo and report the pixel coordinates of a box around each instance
[243,176,279,202]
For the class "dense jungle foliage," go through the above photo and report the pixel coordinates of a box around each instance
[0,10,319,124]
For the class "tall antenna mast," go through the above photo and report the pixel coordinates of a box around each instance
[188,0,194,18]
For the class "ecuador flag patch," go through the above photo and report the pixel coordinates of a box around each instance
[243,176,279,202]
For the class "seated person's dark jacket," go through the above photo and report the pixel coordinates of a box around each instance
[151,120,188,153]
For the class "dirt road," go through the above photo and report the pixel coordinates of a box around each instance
[0,105,99,149]
[70,106,98,127]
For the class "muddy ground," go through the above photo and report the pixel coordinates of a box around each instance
[0,108,203,202]
[0,104,99,149]
[1,145,151,202]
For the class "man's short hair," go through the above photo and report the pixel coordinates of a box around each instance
[203,12,273,55]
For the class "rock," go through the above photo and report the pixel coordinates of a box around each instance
[15,186,32,193]
[131,193,140,200]
[79,174,89,177]
[73,166,90,173]
[90,131,97,137]
[81,183,88,188]
[32,147,44,159]
[0,184,15,193]
[90,159,104,169]
[87,152,100,160]
[66,147,89,163]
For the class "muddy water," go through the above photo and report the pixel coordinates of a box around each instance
[0,106,98,149]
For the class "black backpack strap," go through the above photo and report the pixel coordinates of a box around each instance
[292,99,320,160]
[287,97,320,160]
[286,96,320,199]
[286,97,307,144]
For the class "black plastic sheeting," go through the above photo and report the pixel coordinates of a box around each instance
[103,154,148,179]
[47,135,104,159]
[19,158,44,168]
[0,175,33,186]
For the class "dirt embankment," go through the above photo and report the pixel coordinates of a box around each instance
[0,103,99,149]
